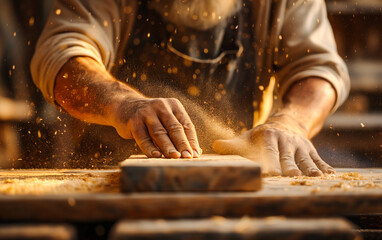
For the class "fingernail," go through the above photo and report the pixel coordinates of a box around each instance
[310,169,321,176]
[327,168,336,174]
[151,150,162,158]
[182,150,192,158]
[193,150,199,158]
[168,149,181,158]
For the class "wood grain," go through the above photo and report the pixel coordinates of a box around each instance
[120,155,262,192]
[109,217,361,240]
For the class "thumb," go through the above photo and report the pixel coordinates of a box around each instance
[213,137,249,155]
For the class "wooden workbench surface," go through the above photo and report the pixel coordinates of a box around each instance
[0,168,381,221]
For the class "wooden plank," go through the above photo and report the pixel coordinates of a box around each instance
[0,224,75,240]
[109,217,361,240]
[0,191,381,222]
[120,155,262,192]
[0,169,381,222]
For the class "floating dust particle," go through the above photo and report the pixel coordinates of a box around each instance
[214,92,222,101]
[361,123,365,128]
[133,38,140,45]
[62,73,68,78]
[140,73,147,81]
[187,86,200,97]
[124,6,132,14]
[337,132,340,136]
[13,32,16,37]
[29,17,35,26]
[12,65,15,70]
[258,85,264,91]
[181,35,189,43]
[147,33,150,38]
[37,130,41,138]
[203,48,208,54]
[183,59,192,67]
[55,9,61,15]
[103,20,108,27]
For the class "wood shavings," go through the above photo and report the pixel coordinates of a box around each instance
[330,182,352,191]
[290,180,313,186]
[340,172,365,180]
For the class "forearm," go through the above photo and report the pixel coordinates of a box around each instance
[54,56,143,126]
[280,77,336,139]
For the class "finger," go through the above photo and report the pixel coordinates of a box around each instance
[159,112,194,159]
[260,134,282,176]
[212,138,245,155]
[295,149,322,176]
[173,111,201,158]
[278,137,301,177]
[310,149,336,174]
[131,120,162,158]
[144,114,181,158]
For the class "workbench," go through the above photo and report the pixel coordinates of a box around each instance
[0,167,381,239]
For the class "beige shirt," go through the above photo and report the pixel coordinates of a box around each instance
[31,0,350,127]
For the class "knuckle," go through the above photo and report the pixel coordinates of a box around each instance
[167,123,184,133]
[280,154,293,162]
[169,97,181,105]
[262,128,276,138]
[151,98,167,108]
[151,127,168,136]
[175,139,190,149]
[183,122,195,130]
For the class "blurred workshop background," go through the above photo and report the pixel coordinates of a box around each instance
[0,0,381,169]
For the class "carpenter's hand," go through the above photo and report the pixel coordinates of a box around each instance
[111,97,201,159]
[213,113,335,176]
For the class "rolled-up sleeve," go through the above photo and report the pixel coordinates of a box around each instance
[30,0,123,104]
[275,0,350,112]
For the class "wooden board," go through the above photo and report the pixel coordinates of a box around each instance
[120,155,262,192]
[0,168,381,221]
[109,217,360,240]
[0,224,75,240]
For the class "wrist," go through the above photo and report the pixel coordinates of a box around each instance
[267,110,310,138]
[107,85,146,127]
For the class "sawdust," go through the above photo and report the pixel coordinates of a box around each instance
[265,171,382,194]
[0,170,120,195]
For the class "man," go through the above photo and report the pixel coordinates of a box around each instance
[31,0,350,176]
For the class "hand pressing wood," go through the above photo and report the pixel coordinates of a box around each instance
[120,154,261,192]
